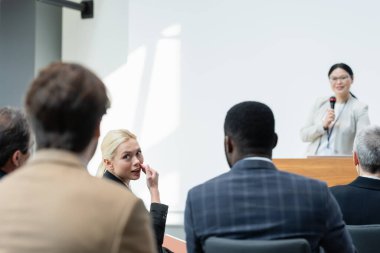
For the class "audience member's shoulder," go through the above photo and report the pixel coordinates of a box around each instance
[82,171,138,199]
[0,161,142,217]
[329,184,348,194]
[188,171,230,195]
[72,170,145,215]
[278,169,328,188]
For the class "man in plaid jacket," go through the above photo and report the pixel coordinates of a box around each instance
[184,101,356,253]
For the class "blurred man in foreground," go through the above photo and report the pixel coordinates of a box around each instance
[0,63,156,253]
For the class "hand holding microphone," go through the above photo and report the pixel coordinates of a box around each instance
[323,96,336,130]
[329,96,336,110]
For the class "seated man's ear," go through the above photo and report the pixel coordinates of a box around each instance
[272,133,278,149]
[94,120,101,138]
[224,136,233,154]
[11,150,22,167]
[353,151,359,166]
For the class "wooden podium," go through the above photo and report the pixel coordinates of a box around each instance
[273,157,356,186]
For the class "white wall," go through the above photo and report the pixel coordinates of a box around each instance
[63,0,380,224]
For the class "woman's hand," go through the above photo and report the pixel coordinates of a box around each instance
[141,164,161,203]
[323,108,335,130]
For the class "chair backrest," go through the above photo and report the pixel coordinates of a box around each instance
[204,237,311,253]
[347,224,380,253]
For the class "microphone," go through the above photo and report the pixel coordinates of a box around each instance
[329,96,336,110]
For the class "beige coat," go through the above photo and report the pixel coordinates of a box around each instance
[300,95,370,156]
[0,149,156,253]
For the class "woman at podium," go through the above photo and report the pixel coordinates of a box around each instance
[300,63,370,156]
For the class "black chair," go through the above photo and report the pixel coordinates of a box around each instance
[347,224,380,253]
[205,237,311,253]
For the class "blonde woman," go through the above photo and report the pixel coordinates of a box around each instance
[99,129,169,253]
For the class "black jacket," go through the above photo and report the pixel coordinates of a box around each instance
[331,176,380,225]
[103,170,168,253]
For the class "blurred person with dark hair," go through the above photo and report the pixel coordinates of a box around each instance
[0,62,156,253]
[185,101,356,253]
[331,125,380,225]
[0,107,32,179]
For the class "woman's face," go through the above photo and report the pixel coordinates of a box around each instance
[329,67,352,98]
[108,138,144,182]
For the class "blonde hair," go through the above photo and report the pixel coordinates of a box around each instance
[97,129,137,177]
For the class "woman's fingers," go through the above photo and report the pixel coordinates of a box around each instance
[141,164,156,180]
[141,163,150,174]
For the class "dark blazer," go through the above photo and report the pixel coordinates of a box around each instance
[330,176,380,225]
[184,158,356,253]
[103,170,168,253]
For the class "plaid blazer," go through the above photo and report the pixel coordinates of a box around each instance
[185,158,356,253]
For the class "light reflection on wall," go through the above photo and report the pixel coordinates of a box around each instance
[103,46,147,133]
[140,24,181,149]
